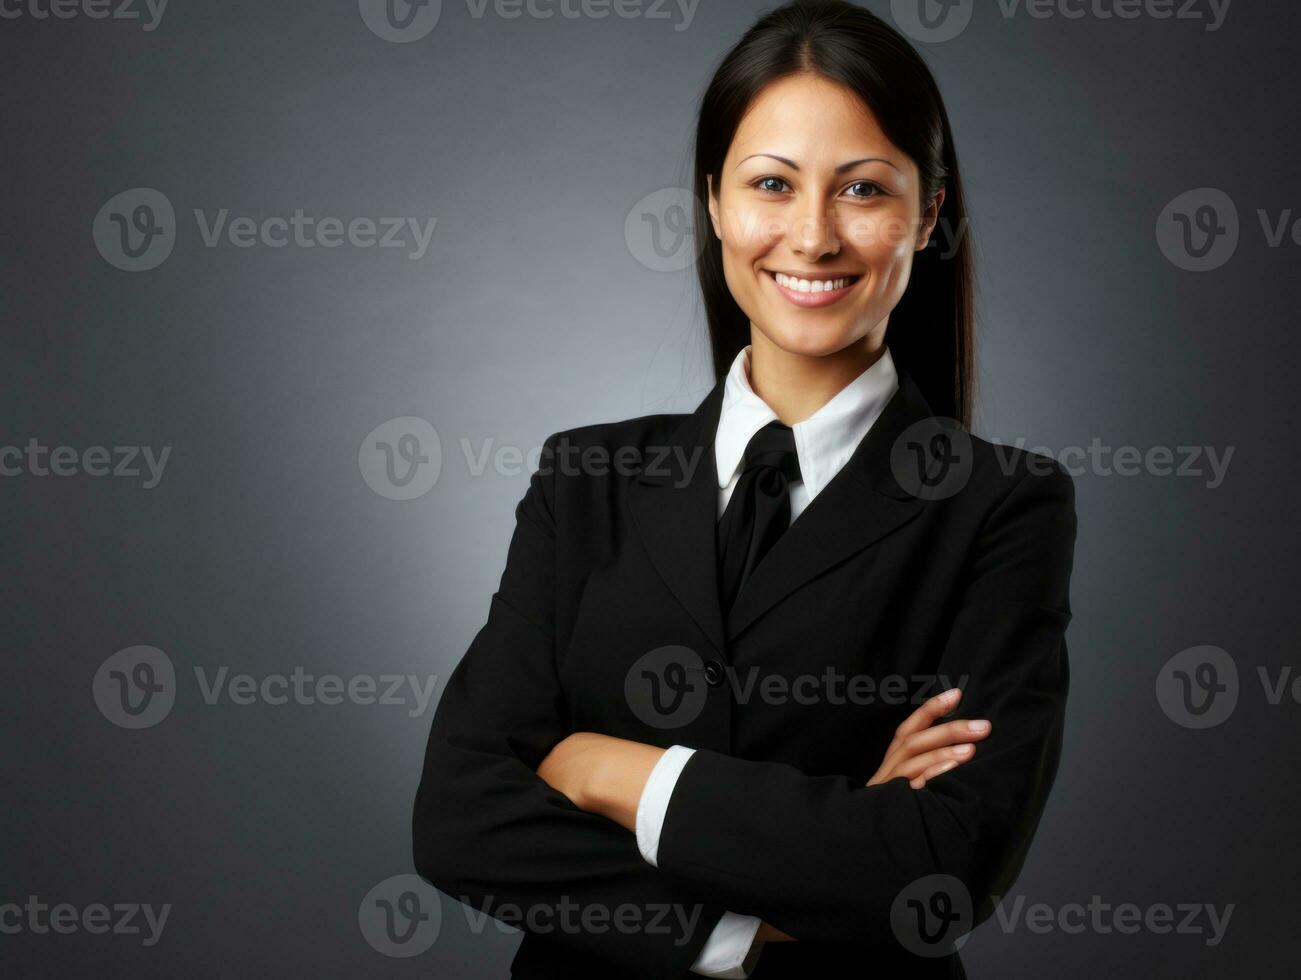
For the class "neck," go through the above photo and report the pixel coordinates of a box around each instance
[747,328,887,425]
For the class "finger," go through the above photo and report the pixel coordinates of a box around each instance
[898,718,992,758]
[890,687,963,746]
[871,737,976,789]
[891,742,978,782]
[909,758,959,790]
[878,717,990,778]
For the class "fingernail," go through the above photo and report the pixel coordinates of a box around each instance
[940,687,961,702]
[955,743,974,756]
[967,720,990,733]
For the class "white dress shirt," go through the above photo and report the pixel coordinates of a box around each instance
[635,344,900,977]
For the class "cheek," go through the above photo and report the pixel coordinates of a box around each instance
[845,212,919,295]
[841,209,917,264]
[720,200,785,258]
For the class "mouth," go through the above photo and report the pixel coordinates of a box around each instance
[764,270,863,308]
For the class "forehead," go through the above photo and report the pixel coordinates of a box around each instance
[727,73,894,164]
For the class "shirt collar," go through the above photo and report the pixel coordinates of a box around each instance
[714,344,899,502]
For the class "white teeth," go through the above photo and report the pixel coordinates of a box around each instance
[774,272,854,293]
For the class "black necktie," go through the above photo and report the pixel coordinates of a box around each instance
[716,421,801,612]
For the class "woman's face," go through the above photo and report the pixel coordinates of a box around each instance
[708,72,943,359]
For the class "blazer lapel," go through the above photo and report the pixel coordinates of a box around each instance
[724,369,934,641]
[627,379,729,657]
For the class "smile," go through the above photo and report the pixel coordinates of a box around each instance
[766,270,862,308]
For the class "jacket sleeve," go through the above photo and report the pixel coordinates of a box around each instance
[412,433,727,978]
[651,459,1077,946]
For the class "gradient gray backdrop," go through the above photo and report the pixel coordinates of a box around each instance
[3,0,1298,976]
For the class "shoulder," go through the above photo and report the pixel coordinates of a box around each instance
[540,411,689,462]
[964,433,1075,506]
[518,410,699,524]
[957,433,1077,551]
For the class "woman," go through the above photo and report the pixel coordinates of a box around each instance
[413,2,1076,977]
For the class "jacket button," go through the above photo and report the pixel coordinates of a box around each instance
[703,660,726,688]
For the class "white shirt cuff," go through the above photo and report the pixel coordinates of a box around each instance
[633,746,764,978]
[691,912,764,978]
[635,744,695,868]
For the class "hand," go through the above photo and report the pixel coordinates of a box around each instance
[756,694,989,948]
[867,687,990,790]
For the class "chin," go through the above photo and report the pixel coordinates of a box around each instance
[757,319,865,359]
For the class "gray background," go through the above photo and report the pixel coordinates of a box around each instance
[2,0,1297,976]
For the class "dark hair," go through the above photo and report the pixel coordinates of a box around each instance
[693,0,974,425]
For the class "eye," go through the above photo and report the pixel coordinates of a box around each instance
[845,180,885,200]
[752,176,791,195]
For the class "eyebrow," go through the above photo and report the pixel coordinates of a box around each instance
[737,153,902,175]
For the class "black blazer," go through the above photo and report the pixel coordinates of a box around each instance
[413,367,1077,979]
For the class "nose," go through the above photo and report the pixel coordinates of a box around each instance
[787,197,840,261]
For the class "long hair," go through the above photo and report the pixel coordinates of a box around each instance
[693,0,974,425]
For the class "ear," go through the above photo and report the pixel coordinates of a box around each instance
[707,174,722,240]
[916,186,946,252]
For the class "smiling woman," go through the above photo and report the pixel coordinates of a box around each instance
[413,2,1075,978]
[709,74,944,340]
[693,7,973,426]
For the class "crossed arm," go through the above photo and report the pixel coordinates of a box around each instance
[536,687,995,946]
[413,437,1075,975]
